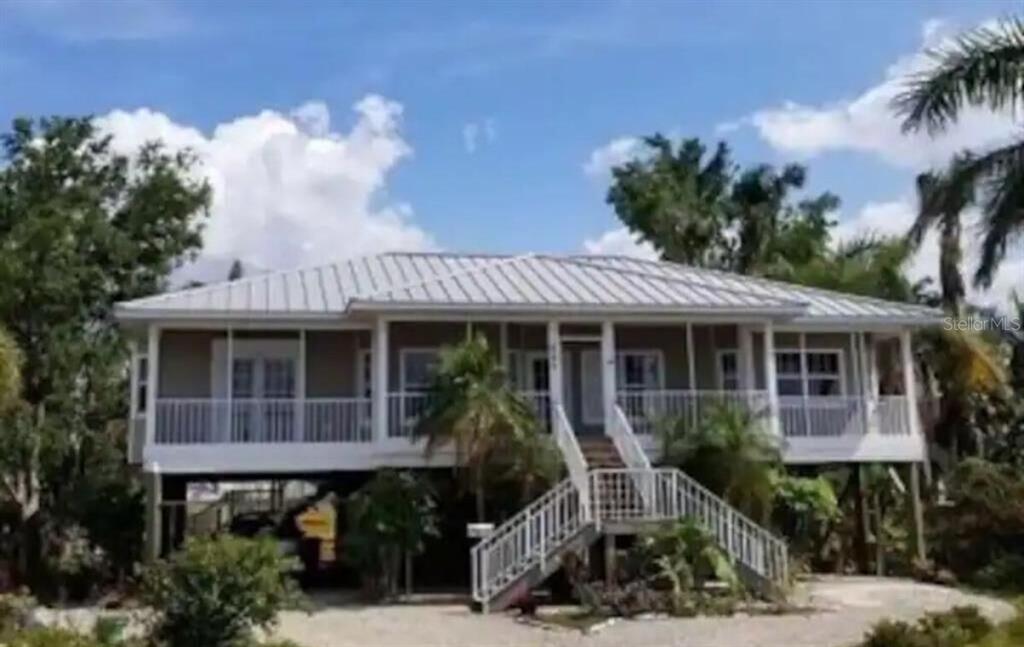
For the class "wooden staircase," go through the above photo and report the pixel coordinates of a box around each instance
[578,437,625,468]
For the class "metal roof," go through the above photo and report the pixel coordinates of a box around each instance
[115,252,942,324]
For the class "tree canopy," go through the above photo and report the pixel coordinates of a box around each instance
[0,116,210,589]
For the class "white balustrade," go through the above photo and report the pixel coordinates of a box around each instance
[155,398,372,444]
[617,389,770,436]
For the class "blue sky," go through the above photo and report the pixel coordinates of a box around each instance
[1,0,1020,304]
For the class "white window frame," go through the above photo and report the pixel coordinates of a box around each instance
[615,349,666,392]
[716,349,740,391]
[132,352,149,417]
[775,348,846,396]
[399,347,441,393]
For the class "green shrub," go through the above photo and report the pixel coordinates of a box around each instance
[973,553,1024,593]
[345,470,439,599]
[141,535,303,647]
[859,605,993,647]
[3,627,106,647]
[0,591,36,634]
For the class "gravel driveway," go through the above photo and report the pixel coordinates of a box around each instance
[273,576,1017,647]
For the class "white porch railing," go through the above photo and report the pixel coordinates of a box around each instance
[780,395,913,438]
[617,389,770,436]
[590,468,788,587]
[154,398,372,444]
[387,392,431,438]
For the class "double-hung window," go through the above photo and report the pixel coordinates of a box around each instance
[776,350,843,396]
[616,351,663,392]
[401,349,440,392]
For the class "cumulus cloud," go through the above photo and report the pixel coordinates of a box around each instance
[95,96,435,271]
[582,227,658,260]
[462,118,497,153]
[835,198,1021,311]
[737,19,1019,170]
[583,136,645,178]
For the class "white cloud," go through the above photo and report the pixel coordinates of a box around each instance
[462,118,497,153]
[95,95,436,271]
[835,197,1021,311]
[582,227,658,260]
[738,19,1019,170]
[583,136,644,178]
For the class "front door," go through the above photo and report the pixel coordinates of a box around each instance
[231,356,297,442]
[521,343,605,435]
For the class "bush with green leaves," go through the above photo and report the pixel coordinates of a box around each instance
[345,470,440,599]
[660,403,781,523]
[859,606,993,647]
[930,458,1024,584]
[141,535,303,647]
[572,519,743,617]
[772,473,839,564]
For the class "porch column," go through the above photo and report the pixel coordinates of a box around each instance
[225,328,234,443]
[297,330,306,441]
[685,323,697,391]
[373,318,390,445]
[145,325,160,446]
[546,321,563,429]
[739,325,755,390]
[601,321,616,437]
[899,329,922,438]
[763,322,781,437]
[143,462,162,564]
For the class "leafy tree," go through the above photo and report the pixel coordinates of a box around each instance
[772,474,840,564]
[894,16,1024,288]
[142,536,302,647]
[607,135,734,266]
[416,334,539,521]
[0,328,20,410]
[912,155,975,313]
[0,116,210,588]
[730,163,807,273]
[660,403,781,523]
[344,470,439,598]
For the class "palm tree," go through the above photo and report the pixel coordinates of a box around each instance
[660,403,781,523]
[416,334,539,521]
[911,154,975,313]
[731,163,807,273]
[893,16,1024,288]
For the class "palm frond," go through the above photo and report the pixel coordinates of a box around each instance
[894,16,1024,134]
[972,138,1024,287]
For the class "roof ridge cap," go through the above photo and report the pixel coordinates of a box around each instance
[357,252,538,302]
[559,256,808,307]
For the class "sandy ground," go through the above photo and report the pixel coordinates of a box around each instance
[271,576,1017,647]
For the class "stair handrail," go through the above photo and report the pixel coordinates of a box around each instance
[553,404,590,521]
[469,478,585,607]
[667,467,789,587]
[609,404,651,469]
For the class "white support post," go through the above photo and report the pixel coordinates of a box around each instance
[601,321,616,437]
[685,323,697,391]
[900,329,922,440]
[146,325,160,447]
[373,318,390,445]
[128,339,140,461]
[547,321,562,428]
[499,322,509,377]
[739,325,755,390]
[686,323,697,427]
[226,328,234,443]
[799,332,810,435]
[143,461,161,564]
[297,329,306,442]
[851,332,867,435]
[764,321,781,437]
